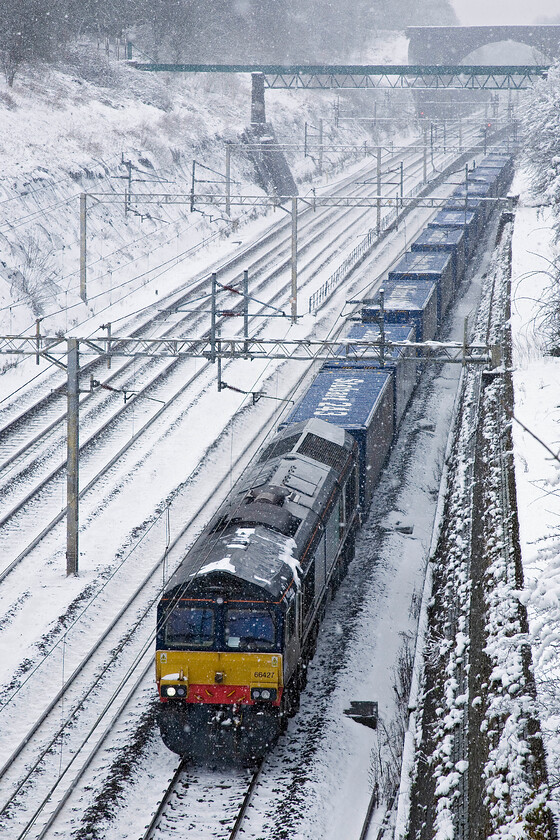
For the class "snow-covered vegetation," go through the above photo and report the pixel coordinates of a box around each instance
[522,63,560,232]
[0,0,457,87]
[0,40,417,345]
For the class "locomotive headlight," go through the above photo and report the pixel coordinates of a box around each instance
[251,687,277,702]
[165,686,177,697]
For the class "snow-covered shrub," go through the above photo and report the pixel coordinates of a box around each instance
[522,64,560,222]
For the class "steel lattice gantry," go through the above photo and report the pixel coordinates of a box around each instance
[129,62,549,90]
[0,331,500,574]
[0,333,500,366]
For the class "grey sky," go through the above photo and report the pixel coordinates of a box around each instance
[451,0,559,25]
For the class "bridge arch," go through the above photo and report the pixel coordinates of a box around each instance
[406,25,560,66]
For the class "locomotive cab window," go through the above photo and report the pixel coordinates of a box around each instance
[164,605,214,648]
[225,608,277,651]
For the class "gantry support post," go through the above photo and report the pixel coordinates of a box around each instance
[225,142,231,216]
[291,197,298,323]
[243,269,249,357]
[210,272,217,362]
[376,147,382,234]
[80,194,87,303]
[66,338,80,576]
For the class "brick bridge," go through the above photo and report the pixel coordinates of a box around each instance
[407,25,560,65]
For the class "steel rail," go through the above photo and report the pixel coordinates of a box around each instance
[0,142,423,579]
[0,126,494,840]
[1,143,445,824]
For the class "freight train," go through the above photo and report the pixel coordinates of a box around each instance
[155,150,514,762]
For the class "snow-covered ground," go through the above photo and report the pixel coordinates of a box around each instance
[511,173,560,811]
[2,27,560,839]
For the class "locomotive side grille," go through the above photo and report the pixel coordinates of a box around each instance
[258,434,300,463]
[297,433,348,472]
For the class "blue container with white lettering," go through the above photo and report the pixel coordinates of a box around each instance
[324,322,417,427]
[281,368,394,506]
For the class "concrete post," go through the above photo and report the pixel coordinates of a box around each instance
[80,193,87,303]
[225,142,231,216]
[66,339,79,576]
[376,147,382,235]
[210,272,217,362]
[251,73,266,125]
[243,269,249,357]
[291,197,298,323]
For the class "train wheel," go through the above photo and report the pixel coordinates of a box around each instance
[284,673,300,717]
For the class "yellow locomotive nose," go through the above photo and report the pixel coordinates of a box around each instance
[156,649,282,704]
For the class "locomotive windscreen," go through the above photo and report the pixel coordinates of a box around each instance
[164,605,215,648]
[225,608,278,651]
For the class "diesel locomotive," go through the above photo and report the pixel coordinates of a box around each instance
[155,149,514,761]
[156,418,359,760]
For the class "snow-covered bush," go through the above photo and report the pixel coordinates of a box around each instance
[522,64,560,223]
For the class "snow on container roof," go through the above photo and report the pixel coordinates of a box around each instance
[284,368,393,429]
[412,226,464,248]
[347,321,414,343]
[429,209,476,227]
[452,182,493,197]
[379,278,436,309]
[326,322,415,365]
[389,249,452,277]
[468,170,498,184]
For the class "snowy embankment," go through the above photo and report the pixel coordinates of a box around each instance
[406,187,557,840]
[511,177,560,819]
[0,38,409,350]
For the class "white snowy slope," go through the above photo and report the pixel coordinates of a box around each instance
[511,169,560,819]
[2,29,556,840]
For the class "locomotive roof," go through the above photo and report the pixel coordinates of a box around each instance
[162,418,356,602]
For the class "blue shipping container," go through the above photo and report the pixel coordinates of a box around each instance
[388,249,454,319]
[411,226,466,290]
[451,182,495,222]
[362,278,438,342]
[325,322,417,426]
[474,164,510,196]
[282,368,394,506]
[428,209,478,258]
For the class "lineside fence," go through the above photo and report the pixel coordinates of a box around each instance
[307,180,424,313]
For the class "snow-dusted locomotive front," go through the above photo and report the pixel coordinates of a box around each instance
[156,418,359,760]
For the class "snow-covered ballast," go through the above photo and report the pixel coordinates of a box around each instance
[156,418,359,759]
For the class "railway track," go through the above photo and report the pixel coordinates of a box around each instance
[0,122,489,839]
[140,759,262,840]
[0,391,290,838]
